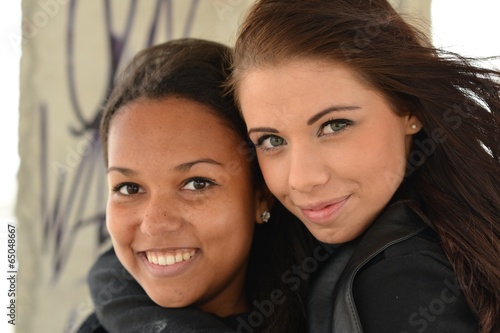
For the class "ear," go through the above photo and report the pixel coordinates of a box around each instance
[254,184,275,224]
[405,114,422,135]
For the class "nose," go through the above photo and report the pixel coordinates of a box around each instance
[140,194,183,236]
[288,143,329,193]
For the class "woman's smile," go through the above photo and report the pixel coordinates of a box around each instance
[295,195,351,224]
[139,248,201,278]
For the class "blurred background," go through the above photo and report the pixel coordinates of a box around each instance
[0,1,498,332]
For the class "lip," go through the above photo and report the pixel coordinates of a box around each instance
[138,248,200,277]
[297,196,350,224]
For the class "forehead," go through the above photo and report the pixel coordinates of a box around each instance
[111,97,230,134]
[238,60,369,108]
[242,58,368,85]
[107,97,246,163]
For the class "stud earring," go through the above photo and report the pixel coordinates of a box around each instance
[261,211,271,223]
[411,123,418,130]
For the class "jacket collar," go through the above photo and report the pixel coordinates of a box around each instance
[308,200,428,333]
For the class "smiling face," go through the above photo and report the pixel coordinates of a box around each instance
[106,96,265,316]
[238,60,420,244]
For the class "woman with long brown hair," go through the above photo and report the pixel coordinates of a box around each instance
[229,0,500,332]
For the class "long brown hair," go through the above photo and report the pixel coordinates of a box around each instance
[229,1,500,332]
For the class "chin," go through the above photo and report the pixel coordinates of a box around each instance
[146,290,191,308]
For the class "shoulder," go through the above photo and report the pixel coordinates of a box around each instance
[377,225,448,264]
[75,313,108,333]
[352,227,478,333]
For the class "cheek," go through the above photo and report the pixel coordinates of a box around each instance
[359,130,408,192]
[223,192,256,245]
[106,203,137,244]
[201,203,255,274]
[256,155,283,195]
[202,183,256,238]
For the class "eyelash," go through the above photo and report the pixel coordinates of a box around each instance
[254,135,285,153]
[253,118,353,153]
[318,118,353,137]
[111,177,218,197]
[181,177,218,192]
[112,182,142,196]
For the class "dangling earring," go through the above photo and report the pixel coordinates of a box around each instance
[261,211,271,223]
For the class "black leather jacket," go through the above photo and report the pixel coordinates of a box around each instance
[307,200,478,333]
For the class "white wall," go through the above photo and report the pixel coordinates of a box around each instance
[432,0,500,69]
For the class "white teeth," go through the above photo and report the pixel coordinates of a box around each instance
[166,256,175,265]
[146,250,196,266]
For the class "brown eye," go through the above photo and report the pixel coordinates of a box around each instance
[192,180,208,190]
[115,183,142,195]
[182,178,216,191]
[125,184,139,194]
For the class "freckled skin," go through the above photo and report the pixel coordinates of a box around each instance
[239,60,419,244]
[106,97,267,317]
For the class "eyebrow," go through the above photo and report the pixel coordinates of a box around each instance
[107,159,223,175]
[173,158,223,172]
[247,105,361,135]
[247,127,279,135]
[307,105,361,125]
[107,167,137,175]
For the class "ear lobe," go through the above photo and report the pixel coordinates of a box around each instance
[405,115,422,134]
[255,185,275,224]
